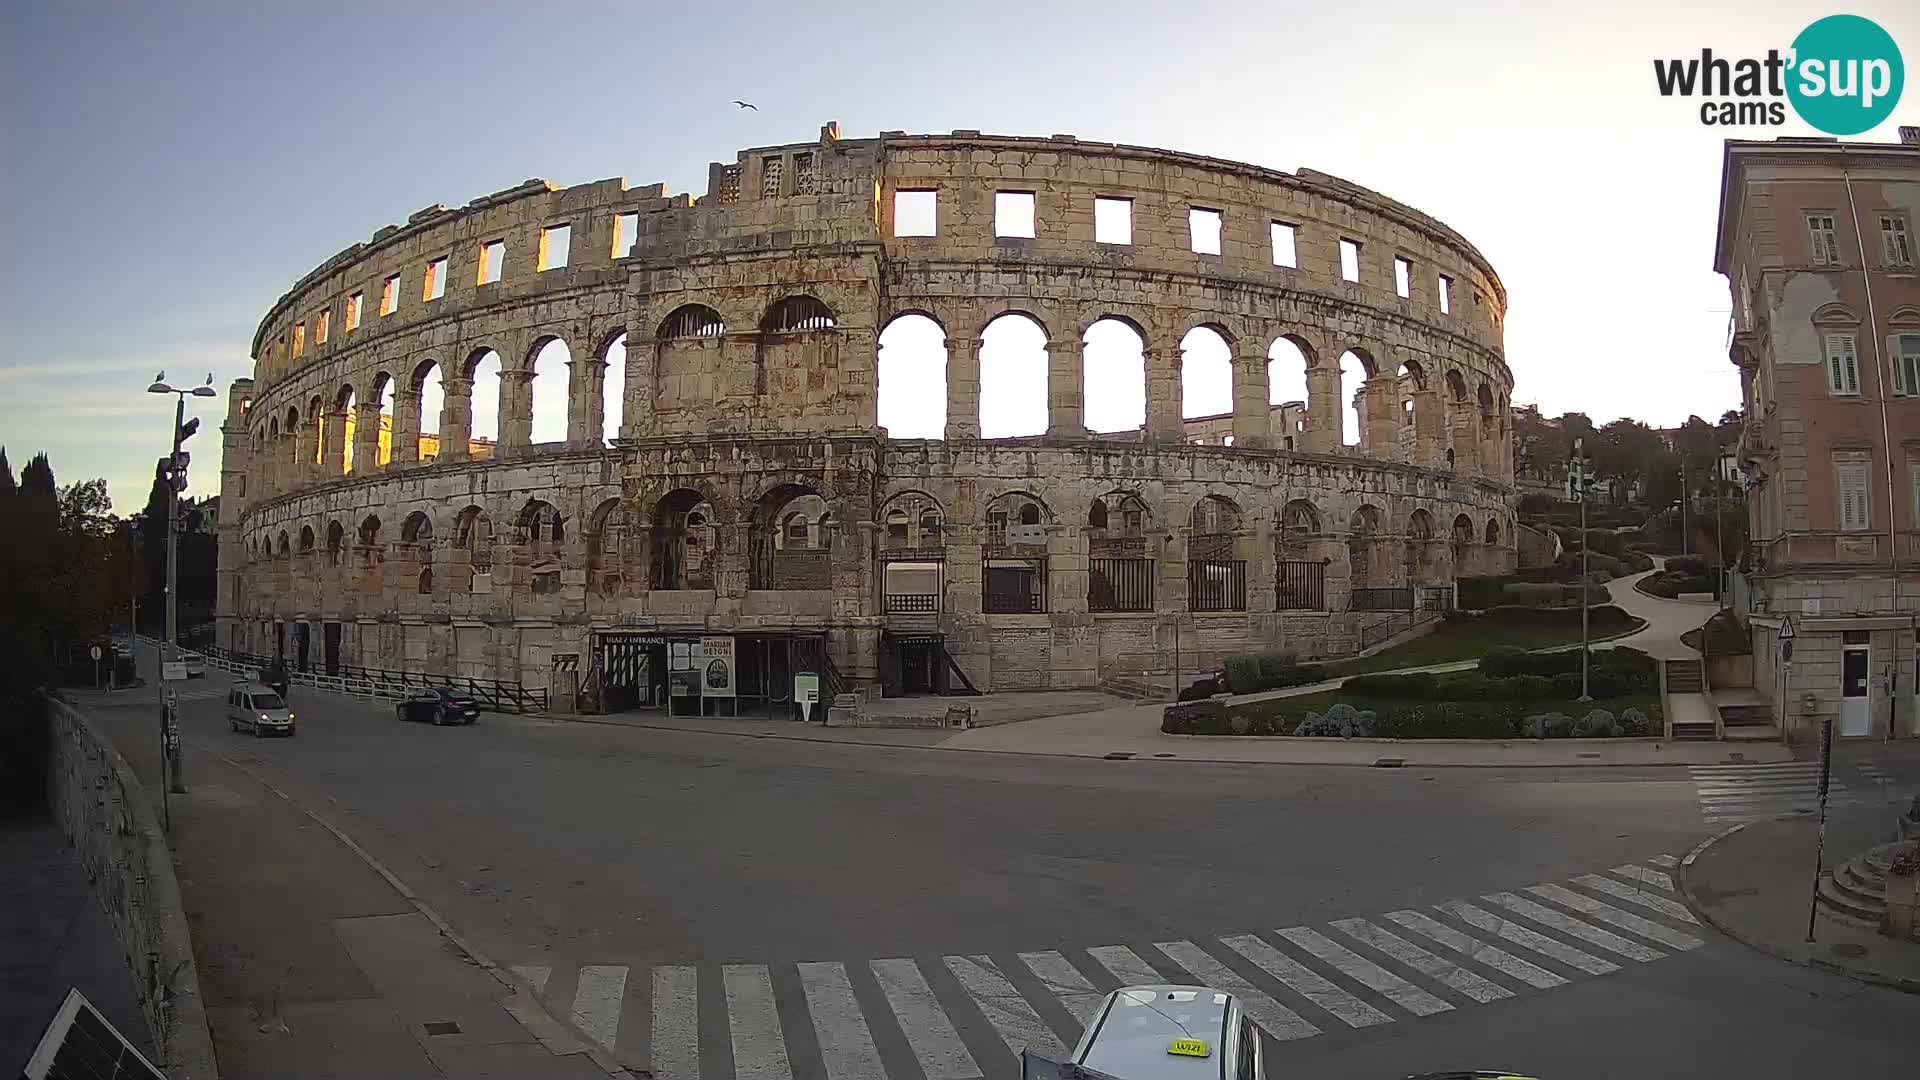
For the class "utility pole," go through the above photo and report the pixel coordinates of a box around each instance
[1680,447,1690,556]
[1574,438,1591,702]
[148,373,213,799]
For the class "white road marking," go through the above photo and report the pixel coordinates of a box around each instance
[1572,874,1698,923]
[1017,950,1104,1026]
[1527,884,1705,950]
[511,964,551,994]
[797,962,885,1080]
[652,966,700,1080]
[1482,892,1665,962]
[570,964,627,1049]
[1217,933,1388,1030]
[1608,865,1675,892]
[1274,927,1452,1016]
[1438,901,1620,975]
[1647,854,1679,868]
[869,959,979,1080]
[1155,939,1321,1040]
[724,964,794,1080]
[1381,910,1567,990]
[1085,945,1162,987]
[945,954,1064,1057]
[1329,919,1512,1004]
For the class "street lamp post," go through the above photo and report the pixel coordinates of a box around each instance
[1573,438,1591,702]
[148,373,217,805]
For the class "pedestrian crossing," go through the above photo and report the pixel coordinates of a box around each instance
[1689,761,1916,825]
[506,856,1701,1079]
[166,683,231,703]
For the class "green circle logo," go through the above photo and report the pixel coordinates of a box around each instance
[1787,15,1904,136]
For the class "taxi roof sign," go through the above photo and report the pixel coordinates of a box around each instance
[1166,1038,1210,1058]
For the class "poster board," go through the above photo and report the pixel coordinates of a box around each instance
[699,636,735,697]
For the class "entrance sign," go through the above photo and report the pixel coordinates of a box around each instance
[669,641,693,671]
[795,673,820,721]
[162,661,188,681]
[700,636,735,697]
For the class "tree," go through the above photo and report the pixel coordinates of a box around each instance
[1511,405,1562,481]
[1595,418,1662,505]
[0,447,14,498]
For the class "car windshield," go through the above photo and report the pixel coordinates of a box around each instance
[250,693,286,710]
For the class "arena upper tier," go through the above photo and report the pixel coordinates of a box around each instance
[216,122,1516,711]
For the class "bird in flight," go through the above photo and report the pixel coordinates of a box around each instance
[733,100,757,111]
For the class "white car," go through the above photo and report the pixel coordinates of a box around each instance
[1024,985,1264,1080]
[184,655,206,679]
[226,685,295,737]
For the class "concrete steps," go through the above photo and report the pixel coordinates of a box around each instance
[1816,843,1899,928]
[1723,722,1781,741]
[1665,658,1705,694]
[1719,703,1772,727]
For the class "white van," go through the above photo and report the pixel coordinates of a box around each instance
[226,685,295,737]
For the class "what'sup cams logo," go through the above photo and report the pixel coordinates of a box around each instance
[1654,14,1904,134]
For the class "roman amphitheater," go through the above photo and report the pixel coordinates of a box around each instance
[215,122,1516,715]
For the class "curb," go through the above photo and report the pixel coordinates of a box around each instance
[1677,818,1920,996]
[187,738,636,1077]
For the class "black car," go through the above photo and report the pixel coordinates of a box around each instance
[394,688,481,725]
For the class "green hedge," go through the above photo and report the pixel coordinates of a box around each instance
[1479,645,1656,682]
[1444,604,1635,633]
[1221,652,1328,695]
[1207,699,1660,739]
[1341,653,1650,702]
[1646,571,1716,598]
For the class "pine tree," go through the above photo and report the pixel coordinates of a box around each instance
[0,446,15,497]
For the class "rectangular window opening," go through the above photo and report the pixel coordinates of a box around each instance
[424,257,447,301]
[995,191,1035,239]
[537,224,570,271]
[1189,207,1222,255]
[292,323,305,358]
[1824,333,1860,396]
[314,310,329,345]
[1837,460,1871,531]
[1270,221,1297,267]
[1393,256,1412,298]
[345,292,363,332]
[1807,213,1841,267]
[1438,275,1453,314]
[1095,196,1132,245]
[893,190,937,237]
[1896,334,1920,397]
[1883,214,1914,267]
[613,212,639,258]
[478,240,505,285]
[1339,239,1361,282]
[380,274,400,316]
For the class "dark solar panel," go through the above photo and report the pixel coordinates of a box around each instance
[20,990,167,1080]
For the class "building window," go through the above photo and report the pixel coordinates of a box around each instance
[761,156,784,198]
[292,322,305,358]
[1339,239,1361,282]
[1095,196,1132,245]
[995,191,1035,238]
[1824,333,1860,396]
[345,292,363,331]
[1189,207,1222,255]
[478,240,505,285]
[1270,222,1297,267]
[893,190,936,237]
[1838,460,1871,531]
[1807,213,1841,266]
[1393,256,1412,298]
[380,274,400,316]
[1438,275,1452,314]
[538,224,571,271]
[1883,214,1914,268]
[314,309,329,345]
[792,153,816,195]
[613,212,639,258]
[424,256,448,301]
[1894,334,1920,396]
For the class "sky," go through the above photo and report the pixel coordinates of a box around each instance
[4,0,1915,510]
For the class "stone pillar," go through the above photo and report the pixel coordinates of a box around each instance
[571,358,606,446]
[1145,347,1183,443]
[1478,416,1499,477]
[1412,388,1445,467]
[624,338,655,440]
[498,368,534,450]
[320,408,349,476]
[440,377,473,462]
[352,401,383,472]
[1305,365,1342,453]
[391,390,420,465]
[944,336,981,440]
[289,423,311,487]
[1363,377,1399,461]
[838,328,878,429]
[1231,349,1271,448]
[1449,407,1477,475]
[1046,339,1086,438]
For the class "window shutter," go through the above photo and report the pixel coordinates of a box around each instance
[1809,219,1825,264]
[1841,336,1859,395]
[1838,462,1870,531]
[1826,334,1859,394]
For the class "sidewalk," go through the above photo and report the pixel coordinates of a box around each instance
[75,686,624,1080]
[1679,806,1920,993]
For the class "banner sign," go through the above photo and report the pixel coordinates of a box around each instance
[700,636,735,697]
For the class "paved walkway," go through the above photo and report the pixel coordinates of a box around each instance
[1680,806,1920,993]
[77,682,625,1080]
[1604,564,1717,660]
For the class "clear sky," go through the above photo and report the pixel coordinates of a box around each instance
[4,0,1914,509]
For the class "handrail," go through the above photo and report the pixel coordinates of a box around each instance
[165,640,549,713]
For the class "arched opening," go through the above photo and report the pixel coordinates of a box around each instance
[306,397,324,465]
[656,305,728,416]
[1083,317,1146,434]
[1348,504,1382,593]
[602,333,627,445]
[878,491,946,620]
[325,521,344,566]
[751,485,830,589]
[587,498,630,597]
[982,492,1050,613]
[1087,491,1153,612]
[1485,517,1501,546]
[1268,337,1311,444]
[402,510,434,546]
[298,525,315,554]
[1275,499,1325,610]
[652,488,715,590]
[1337,350,1371,447]
[1406,508,1437,584]
[1187,495,1246,611]
[276,531,289,558]
[357,515,382,568]
[467,348,503,447]
[414,360,445,460]
[877,313,947,438]
[335,385,358,473]
[456,506,494,576]
[418,568,433,594]
[284,406,301,471]
[661,304,725,340]
[369,373,394,468]
[1180,326,1233,419]
[518,500,564,548]
[978,313,1048,438]
[762,295,836,333]
[529,337,571,445]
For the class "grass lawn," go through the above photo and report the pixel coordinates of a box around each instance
[1323,616,1643,677]
[1229,689,1664,729]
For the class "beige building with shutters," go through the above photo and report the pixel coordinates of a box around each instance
[1717,130,1920,743]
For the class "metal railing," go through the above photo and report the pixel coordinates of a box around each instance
[1089,558,1155,612]
[184,642,549,714]
[1187,559,1248,612]
[1349,586,1413,611]
[1275,560,1326,611]
[983,564,1047,614]
[884,592,940,614]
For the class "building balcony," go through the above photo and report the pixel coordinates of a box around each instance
[1745,531,1920,574]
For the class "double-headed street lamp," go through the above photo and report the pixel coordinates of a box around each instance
[148,372,216,808]
[1571,438,1593,702]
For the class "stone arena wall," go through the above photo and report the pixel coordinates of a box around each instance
[218,124,1517,700]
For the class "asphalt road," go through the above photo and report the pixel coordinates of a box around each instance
[142,667,1920,1078]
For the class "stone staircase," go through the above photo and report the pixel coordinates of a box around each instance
[1718,700,1778,741]
[1100,674,1168,701]
[1664,659,1716,740]
[1816,843,1899,928]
